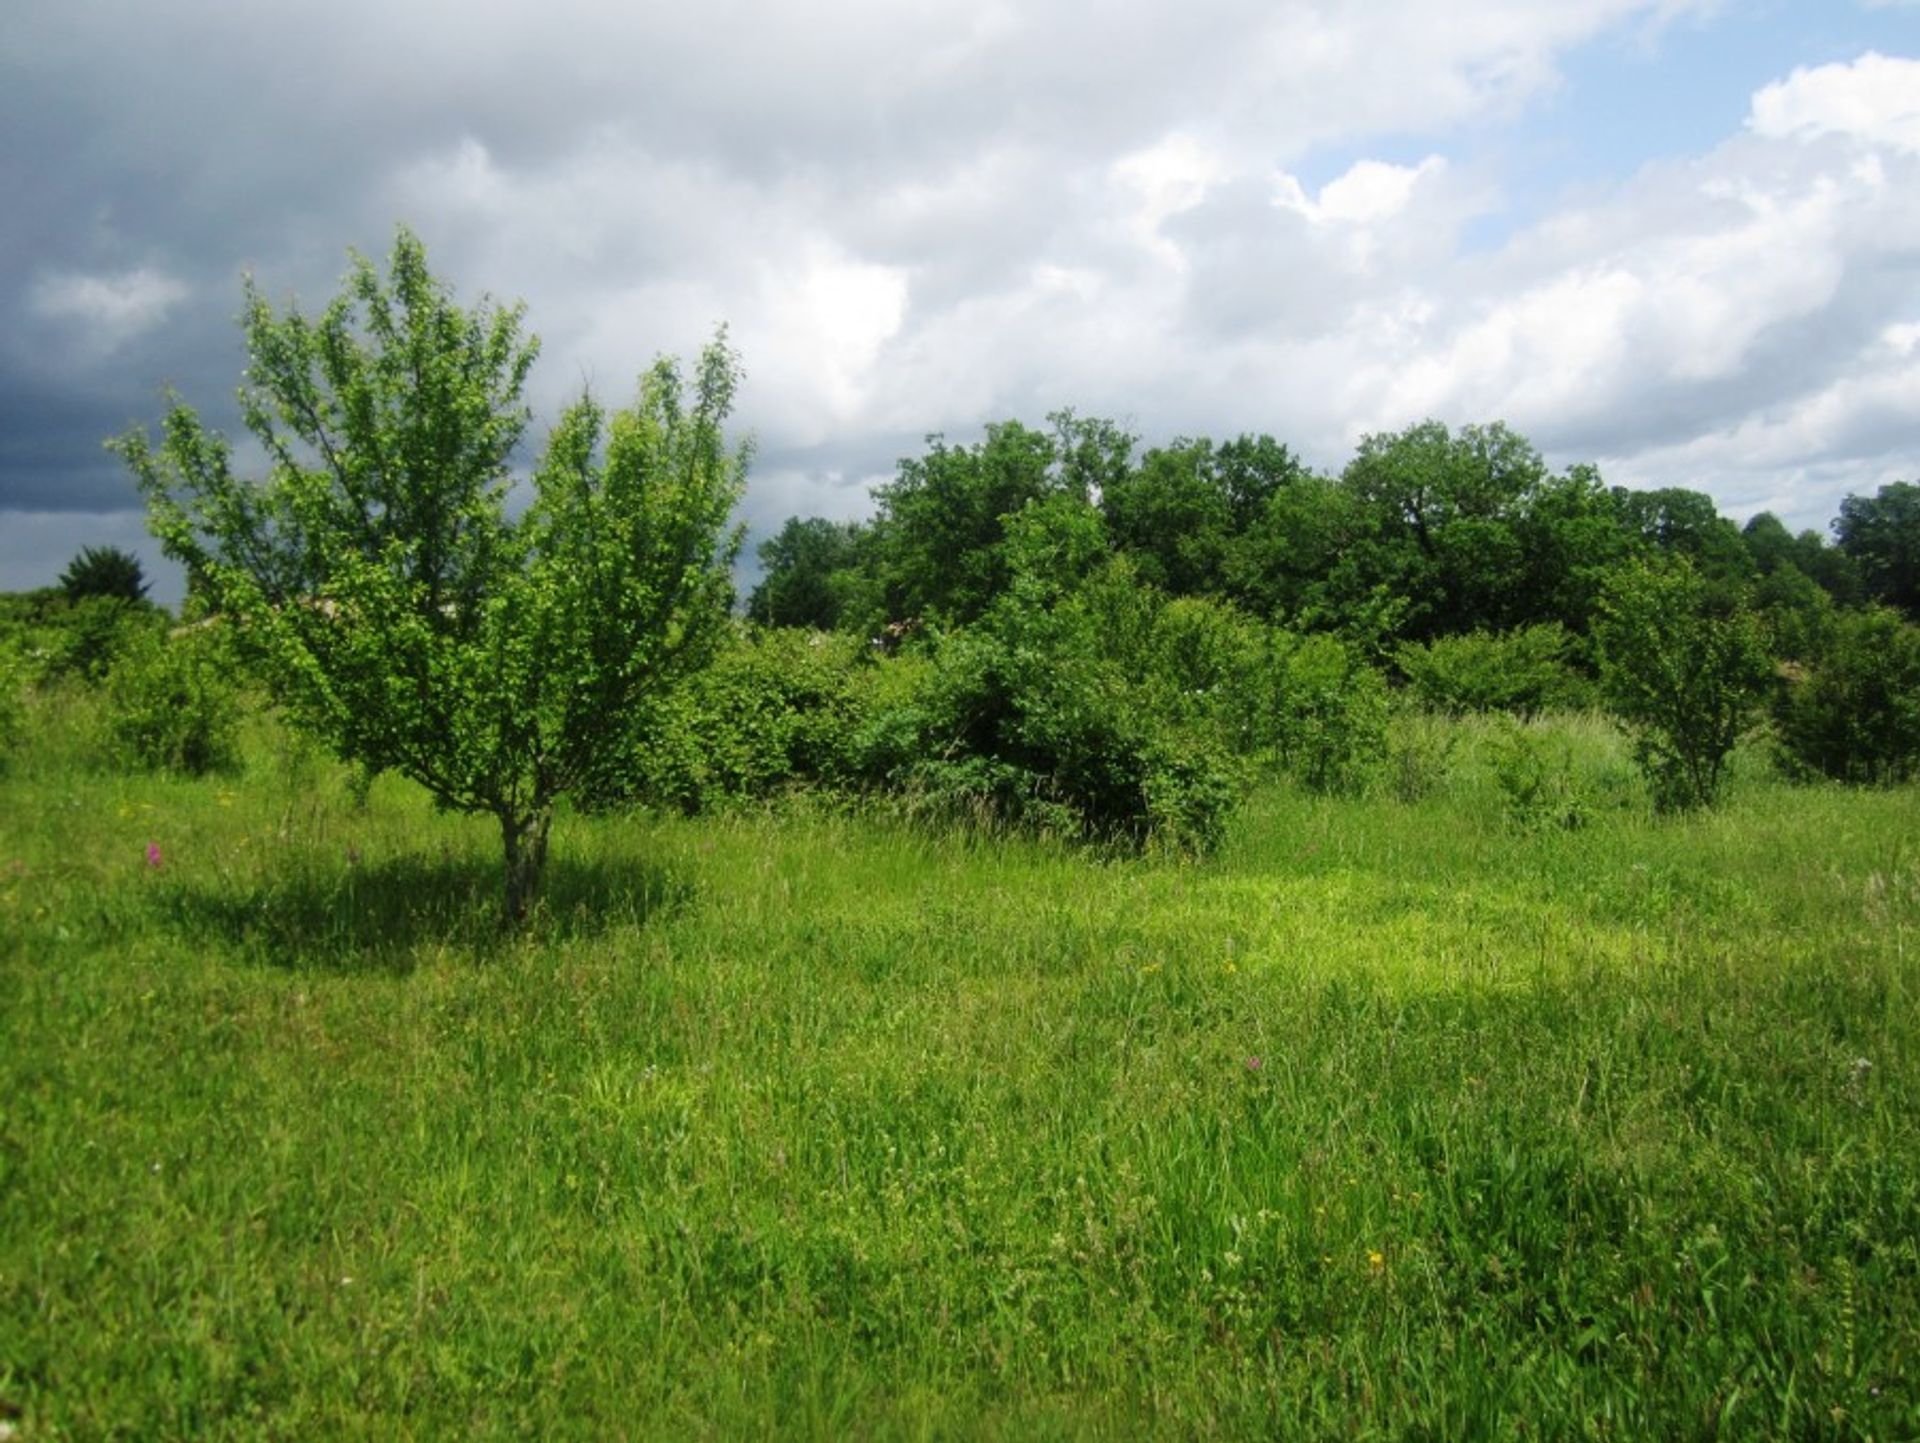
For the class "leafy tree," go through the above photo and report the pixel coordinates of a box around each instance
[1775,606,1920,785]
[1595,559,1771,811]
[1836,481,1920,618]
[746,516,865,630]
[59,544,149,603]
[1101,433,1308,598]
[866,418,1078,626]
[1612,486,1753,587]
[117,228,746,924]
[1338,420,1547,640]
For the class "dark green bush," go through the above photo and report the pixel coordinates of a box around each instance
[103,623,242,775]
[1395,623,1592,715]
[59,544,149,603]
[0,644,26,773]
[44,596,163,685]
[1775,606,1920,785]
[868,592,1242,853]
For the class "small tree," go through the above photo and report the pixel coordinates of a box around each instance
[59,545,149,603]
[116,229,746,924]
[1595,558,1770,811]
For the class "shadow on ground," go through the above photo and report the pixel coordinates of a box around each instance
[153,853,690,973]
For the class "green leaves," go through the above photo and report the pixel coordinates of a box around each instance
[116,227,746,922]
[1596,558,1772,811]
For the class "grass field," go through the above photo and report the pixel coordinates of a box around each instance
[3,700,1918,1438]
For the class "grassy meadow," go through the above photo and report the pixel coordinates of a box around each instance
[2,696,1918,1438]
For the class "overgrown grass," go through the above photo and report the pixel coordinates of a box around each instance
[3,696,1917,1437]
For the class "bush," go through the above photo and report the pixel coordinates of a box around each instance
[0,643,26,773]
[1395,623,1592,715]
[1141,595,1271,754]
[103,624,243,775]
[43,596,162,685]
[1775,606,1920,785]
[586,627,874,813]
[868,594,1242,853]
[1268,631,1389,794]
[1596,559,1771,811]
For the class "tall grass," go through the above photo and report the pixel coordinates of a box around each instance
[3,693,1917,1437]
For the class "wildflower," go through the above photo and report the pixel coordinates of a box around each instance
[144,841,163,869]
[1245,1055,1263,1072]
[1368,1249,1385,1271]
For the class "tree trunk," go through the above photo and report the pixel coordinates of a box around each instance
[500,804,552,928]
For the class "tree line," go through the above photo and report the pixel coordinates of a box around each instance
[748,411,1914,647]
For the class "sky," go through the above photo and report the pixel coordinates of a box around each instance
[4,0,1919,603]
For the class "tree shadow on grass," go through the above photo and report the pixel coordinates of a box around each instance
[153,853,691,974]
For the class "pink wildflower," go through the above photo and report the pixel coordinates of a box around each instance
[145,841,163,869]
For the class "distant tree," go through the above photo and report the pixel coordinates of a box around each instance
[1097,433,1310,600]
[1776,605,1920,785]
[59,545,148,603]
[1101,438,1234,595]
[1338,420,1548,640]
[747,516,865,630]
[1595,558,1771,811]
[1836,481,1920,618]
[1612,486,1753,588]
[117,228,746,925]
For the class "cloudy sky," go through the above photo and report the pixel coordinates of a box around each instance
[4,0,1919,601]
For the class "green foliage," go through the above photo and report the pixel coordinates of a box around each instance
[40,595,164,685]
[1836,480,1920,617]
[865,417,1075,626]
[1596,559,1772,811]
[1775,606,1920,785]
[1099,434,1305,597]
[0,642,25,772]
[594,627,873,813]
[746,516,865,630]
[1395,623,1592,716]
[1486,719,1592,832]
[58,543,149,603]
[868,581,1242,852]
[116,228,745,923]
[1268,631,1389,793]
[103,624,243,775]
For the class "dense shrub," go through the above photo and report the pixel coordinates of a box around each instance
[1267,631,1389,794]
[43,596,163,685]
[586,627,873,813]
[1596,559,1771,811]
[869,593,1242,852]
[0,644,26,773]
[1395,623,1592,715]
[1141,595,1271,753]
[1775,606,1920,785]
[103,624,242,775]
